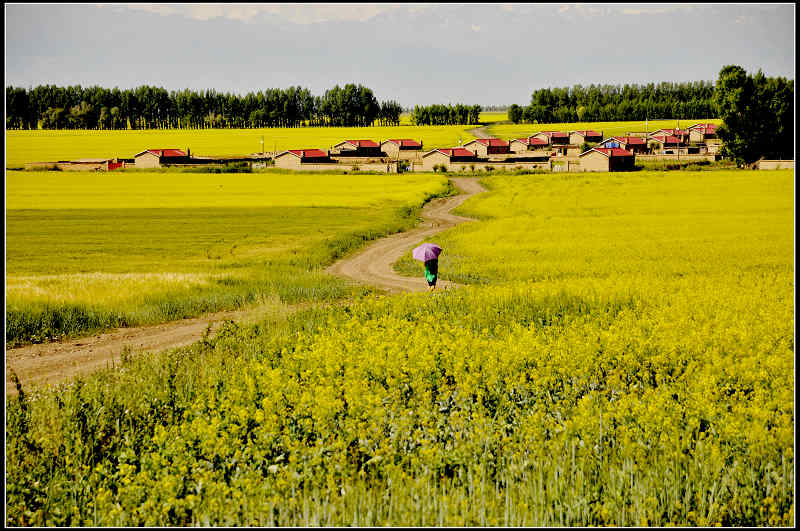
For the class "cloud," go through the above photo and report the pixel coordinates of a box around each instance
[120,3,401,24]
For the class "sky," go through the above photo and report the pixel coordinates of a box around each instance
[4,3,796,107]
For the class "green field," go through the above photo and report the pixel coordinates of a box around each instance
[7,169,793,526]
[5,171,451,345]
[487,118,722,140]
[5,125,478,167]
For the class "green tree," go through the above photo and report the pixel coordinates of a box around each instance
[507,104,523,124]
[713,64,793,165]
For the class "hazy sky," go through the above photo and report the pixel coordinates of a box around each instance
[4,3,795,106]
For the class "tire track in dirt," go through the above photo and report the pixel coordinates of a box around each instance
[6,178,485,395]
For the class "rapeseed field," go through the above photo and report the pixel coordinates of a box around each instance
[5,125,477,167]
[6,169,793,526]
[5,171,451,345]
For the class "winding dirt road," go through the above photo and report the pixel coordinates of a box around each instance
[325,177,484,293]
[6,178,485,395]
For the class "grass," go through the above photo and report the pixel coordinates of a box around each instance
[5,125,479,167]
[6,171,451,345]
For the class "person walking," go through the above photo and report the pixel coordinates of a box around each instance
[412,243,442,292]
[424,257,438,291]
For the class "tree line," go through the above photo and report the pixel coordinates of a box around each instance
[506,81,716,124]
[5,83,403,130]
[410,104,482,125]
[713,65,793,164]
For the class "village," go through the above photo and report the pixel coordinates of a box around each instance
[24,122,727,174]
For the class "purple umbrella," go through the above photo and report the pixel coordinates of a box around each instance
[412,243,442,262]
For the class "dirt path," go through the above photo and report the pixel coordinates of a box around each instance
[325,177,484,293]
[5,308,258,396]
[6,178,485,395]
[467,125,491,139]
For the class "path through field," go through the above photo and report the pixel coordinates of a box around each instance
[6,178,485,395]
[325,177,483,293]
[467,125,491,139]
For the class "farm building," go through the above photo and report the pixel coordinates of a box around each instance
[530,131,570,145]
[647,135,686,154]
[380,139,423,159]
[756,159,794,170]
[578,147,635,172]
[509,137,550,153]
[331,139,382,156]
[688,123,718,143]
[134,149,189,168]
[598,136,648,154]
[421,148,477,171]
[273,149,334,170]
[462,138,511,156]
[569,130,603,144]
[649,129,689,144]
[24,158,126,171]
[704,140,722,154]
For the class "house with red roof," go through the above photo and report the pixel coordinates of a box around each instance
[569,130,603,145]
[530,131,570,145]
[273,149,334,170]
[462,138,511,157]
[509,136,550,153]
[331,139,382,156]
[688,123,718,143]
[134,149,189,168]
[649,129,689,144]
[578,147,636,172]
[598,136,648,154]
[421,147,477,171]
[647,135,685,154]
[380,139,423,159]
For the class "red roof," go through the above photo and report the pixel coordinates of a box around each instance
[650,135,681,144]
[286,149,328,158]
[345,140,379,148]
[542,131,568,138]
[585,147,634,157]
[474,138,509,147]
[689,123,717,133]
[385,139,422,147]
[136,149,187,158]
[572,130,602,137]
[612,136,646,145]
[514,137,548,145]
[435,148,476,157]
[653,129,688,136]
